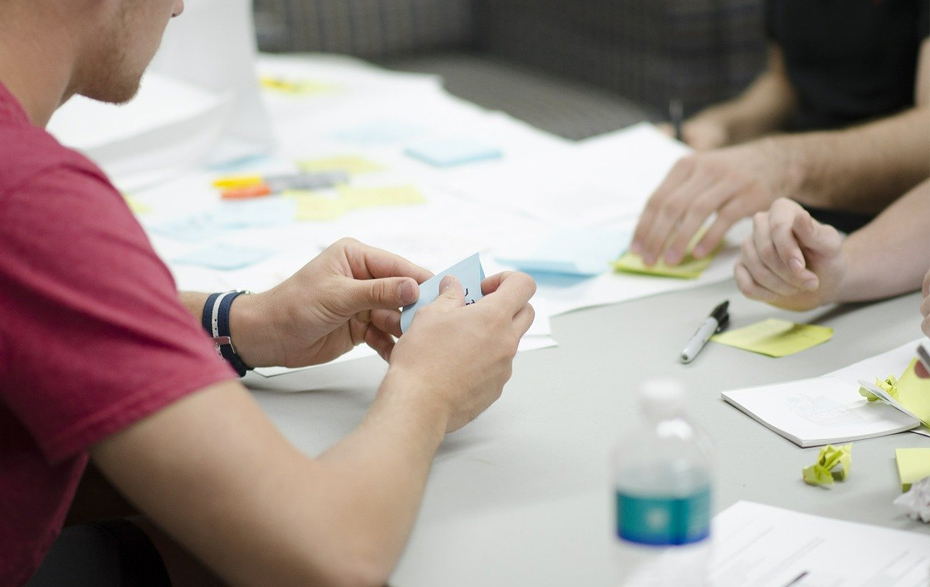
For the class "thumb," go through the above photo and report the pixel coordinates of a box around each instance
[430,275,466,310]
[347,277,419,313]
[792,209,842,257]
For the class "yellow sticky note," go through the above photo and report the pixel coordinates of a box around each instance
[711,318,833,358]
[895,359,930,425]
[337,185,425,209]
[613,250,714,279]
[613,228,720,279]
[298,156,384,176]
[895,448,930,492]
[123,194,151,214]
[284,192,348,222]
[260,76,335,95]
[803,444,852,487]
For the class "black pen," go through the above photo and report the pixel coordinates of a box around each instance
[669,98,684,142]
[680,300,729,363]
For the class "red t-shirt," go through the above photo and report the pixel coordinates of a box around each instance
[0,82,237,585]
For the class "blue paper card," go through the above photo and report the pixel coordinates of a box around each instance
[400,253,486,333]
[497,228,630,277]
[172,244,273,271]
[404,138,502,167]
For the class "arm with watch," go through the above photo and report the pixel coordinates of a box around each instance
[91,238,536,586]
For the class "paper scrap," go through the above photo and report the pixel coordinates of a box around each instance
[895,448,930,492]
[859,375,900,402]
[259,76,336,95]
[146,214,221,242]
[712,318,833,358]
[400,253,486,333]
[497,228,629,277]
[298,156,384,176]
[894,476,930,522]
[283,192,349,222]
[337,185,425,209]
[404,137,502,167]
[803,444,852,487]
[172,244,273,270]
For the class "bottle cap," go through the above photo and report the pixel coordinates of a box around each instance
[639,378,686,419]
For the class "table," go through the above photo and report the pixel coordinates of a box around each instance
[250,277,930,586]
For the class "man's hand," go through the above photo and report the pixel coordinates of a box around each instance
[232,238,433,368]
[631,139,797,267]
[383,271,536,433]
[656,118,731,151]
[734,198,847,312]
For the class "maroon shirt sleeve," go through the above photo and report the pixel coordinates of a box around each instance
[0,163,237,464]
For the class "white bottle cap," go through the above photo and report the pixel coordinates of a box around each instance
[639,378,686,419]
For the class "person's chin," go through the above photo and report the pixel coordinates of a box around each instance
[81,81,142,106]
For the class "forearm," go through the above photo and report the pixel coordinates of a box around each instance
[690,45,797,145]
[835,180,930,302]
[94,380,447,587]
[773,106,930,213]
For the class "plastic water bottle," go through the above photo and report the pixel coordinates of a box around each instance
[611,379,714,586]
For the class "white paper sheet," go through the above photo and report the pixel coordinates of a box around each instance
[721,340,925,447]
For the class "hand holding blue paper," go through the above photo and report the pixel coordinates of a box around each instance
[401,253,486,333]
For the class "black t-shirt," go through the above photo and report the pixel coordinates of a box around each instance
[767,0,929,132]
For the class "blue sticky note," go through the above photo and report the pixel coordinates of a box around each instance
[173,244,273,270]
[400,253,486,333]
[404,138,503,167]
[334,121,428,146]
[146,214,222,242]
[497,228,630,277]
[212,198,297,229]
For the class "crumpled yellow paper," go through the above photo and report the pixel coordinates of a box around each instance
[859,374,899,402]
[803,444,852,487]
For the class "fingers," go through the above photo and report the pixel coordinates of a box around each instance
[916,361,930,379]
[631,157,695,259]
[655,122,675,138]
[664,179,742,264]
[337,238,434,283]
[923,268,930,297]
[738,233,798,297]
[364,326,395,362]
[921,292,930,337]
[430,275,467,311]
[343,276,420,315]
[751,207,817,292]
[512,303,536,338]
[734,262,779,305]
[370,308,402,338]
[790,205,843,257]
[478,272,537,317]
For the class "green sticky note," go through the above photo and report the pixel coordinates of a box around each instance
[711,318,833,358]
[298,156,384,175]
[803,443,852,487]
[895,448,930,492]
[894,359,930,425]
[337,185,425,209]
[260,76,336,95]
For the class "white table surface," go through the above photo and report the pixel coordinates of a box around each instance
[249,278,930,586]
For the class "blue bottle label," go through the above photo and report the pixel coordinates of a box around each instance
[615,487,711,546]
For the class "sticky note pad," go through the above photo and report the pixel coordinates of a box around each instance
[400,253,486,333]
[146,214,221,243]
[405,138,502,167]
[173,244,273,270]
[896,448,930,491]
[298,156,384,175]
[894,359,930,425]
[212,198,297,228]
[338,185,425,209]
[711,318,833,358]
[612,250,714,279]
[497,228,629,277]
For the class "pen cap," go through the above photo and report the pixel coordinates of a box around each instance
[638,378,687,420]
